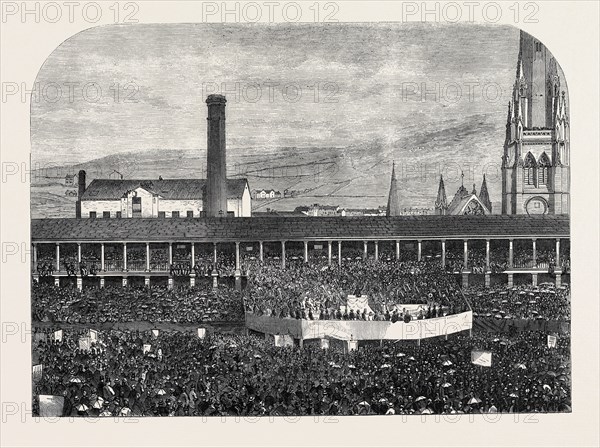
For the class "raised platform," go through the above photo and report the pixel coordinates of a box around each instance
[245,311,473,341]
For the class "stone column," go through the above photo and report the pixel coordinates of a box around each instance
[191,243,195,269]
[123,243,127,271]
[395,240,400,260]
[555,239,561,268]
[303,241,308,263]
[485,273,490,288]
[146,242,151,272]
[213,242,218,264]
[168,243,173,265]
[259,241,264,262]
[99,277,105,288]
[77,243,81,263]
[417,240,422,262]
[532,273,538,286]
[281,241,286,269]
[337,241,342,266]
[374,241,379,261]
[76,276,82,291]
[235,242,241,291]
[555,273,562,288]
[485,239,490,271]
[55,243,60,272]
[507,273,513,287]
[508,239,514,269]
[441,240,446,267]
[100,243,105,271]
[363,241,368,260]
[532,239,537,267]
[463,240,468,270]
[328,241,332,266]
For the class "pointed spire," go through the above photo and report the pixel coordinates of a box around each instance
[479,174,492,213]
[472,183,477,195]
[461,171,464,187]
[386,162,400,217]
[435,175,447,215]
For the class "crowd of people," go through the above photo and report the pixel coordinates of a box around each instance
[464,284,570,321]
[243,259,468,321]
[32,329,571,417]
[32,283,245,324]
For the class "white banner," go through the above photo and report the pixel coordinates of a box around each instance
[143,344,152,354]
[348,340,358,352]
[320,338,329,350]
[32,364,43,382]
[471,350,492,367]
[89,329,98,342]
[197,328,206,339]
[152,329,159,337]
[274,335,293,347]
[53,330,63,342]
[547,335,557,348]
[78,337,91,351]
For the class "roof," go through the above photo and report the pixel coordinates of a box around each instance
[31,215,570,243]
[447,194,491,215]
[81,178,248,201]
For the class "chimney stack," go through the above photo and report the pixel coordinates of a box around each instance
[75,170,86,218]
[205,94,228,217]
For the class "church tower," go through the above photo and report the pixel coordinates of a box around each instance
[501,30,570,215]
[386,163,401,217]
[435,175,448,215]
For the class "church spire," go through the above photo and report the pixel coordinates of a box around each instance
[386,162,400,217]
[434,174,448,215]
[479,174,492,213]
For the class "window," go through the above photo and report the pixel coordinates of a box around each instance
[172,211,180,218]
[103,211,111,218]
[538,166,549,185]
[187,211,194,218]
[89,212,96,218]
[132,196,142,218]
[158,212,166,218]
[116,211,122,218]
[525,167,535,185]
[523,153,537,187]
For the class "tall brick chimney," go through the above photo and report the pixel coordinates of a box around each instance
[75,169,86,218]
[205,94,228,217]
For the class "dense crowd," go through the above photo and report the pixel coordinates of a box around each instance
[243,260,468,321]
[464,283,570,321]
[32,329,571,417]
[32,283,244,324]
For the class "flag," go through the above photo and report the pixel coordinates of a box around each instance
[197,328,206,339]
[32,364,43,382]
[152,329,159,337]
[39,395,64,417]
[547,335,557,348]
[471,350,492,367]
[89,329,98,342]
[348,340,358,352]
[78,337,91,351]
[143,344,151,354]
[53,330,62,342]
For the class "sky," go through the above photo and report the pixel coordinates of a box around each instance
[31,23,547,211]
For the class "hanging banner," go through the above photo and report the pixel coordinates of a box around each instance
[320,338,330,350]
[282,335,294,347]
[547,335,557,348]
[348,340,358,352]
[152,329,159,337]
[197,328,206,339]
[471,350,492,367]
[143,344,152,354]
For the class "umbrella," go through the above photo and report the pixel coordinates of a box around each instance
[99,410,112,417]
[119,407,131,416]
[519,291,526,295]
[421,408,433,414]
[76,404,89,412]
[358,401,370,407]
[156,389,166,396]
[442,382,451,388]
[408,356,415,361]
[348,364,356,369]
[415,396,426,402]
[494,314,502,319]
[378,398,388,403]
[515,363,527,370]
[92,397,105,409]
[70,377,82,383]
[493,338,500,342]
[380,364,391,369]
[468,397,481,405]
[504,316,511,319]
[543,384,552,392]
[396,353,405,357]
[509,393,518,398]
[442,360,453,366]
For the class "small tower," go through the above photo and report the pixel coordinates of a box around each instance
[479,174,492,213]
[386,162,401,217]
[434,175,448,215]
[205,94,228,217]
